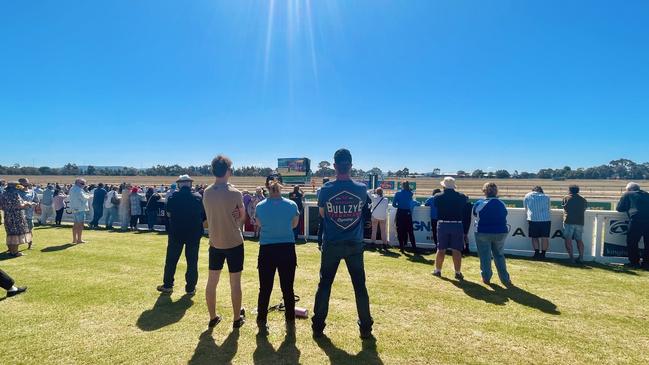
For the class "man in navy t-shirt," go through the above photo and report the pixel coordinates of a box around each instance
[312,148,373,339]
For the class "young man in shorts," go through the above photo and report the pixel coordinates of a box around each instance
[202,155,247,329]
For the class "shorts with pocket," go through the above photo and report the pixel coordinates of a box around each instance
[437,221,465,251]
[528,221,551,238]
[563,223,583,240]
[73,211,86,223]
[209,244,244,273]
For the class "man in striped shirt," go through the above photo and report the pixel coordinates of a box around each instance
[523,186,551,259]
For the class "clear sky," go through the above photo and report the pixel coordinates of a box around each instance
[1,0,648,173]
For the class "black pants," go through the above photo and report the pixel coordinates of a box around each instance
[90,205,104,227]
[395,209,416,250]
[55,208,64,225]
[1,269,15,290]
[627,219,649,266]
[431,219,439,244]
[163,235,200,292]
[130,215,139,229]
[317,216,324,246]
[257,243,297,323]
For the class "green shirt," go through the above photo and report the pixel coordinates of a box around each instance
[562,193,587,225]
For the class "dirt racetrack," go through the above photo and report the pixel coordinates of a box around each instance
[3,175,637,202]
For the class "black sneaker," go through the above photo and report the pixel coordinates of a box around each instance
[185,289,196,296]
[233,317,246,329]
[208,316,222,328]
[432,271,442,277]
[233,308,246,329]
[454,272,464,281]
[7,287,27,297]
[532,252,540,259]
[156,285,173,294]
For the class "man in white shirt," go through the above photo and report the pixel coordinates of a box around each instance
[68,178,90,244]
[369,187,390,250]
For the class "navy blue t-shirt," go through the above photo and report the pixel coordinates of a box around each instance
[317,179,368,243]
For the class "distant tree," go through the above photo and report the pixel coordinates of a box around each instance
[471,169,484,178]
[61,163,80,175]
[537,168,554,179]
[432,168,441,176]
[86,165,96,175]
[386,170,394,177]
[368,167,383,177]
[402,167,410,177]
[316,161,334,177]
[495,169,511,179]
[456,170,466,177]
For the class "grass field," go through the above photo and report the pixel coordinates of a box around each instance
[1,226,648,364]
[1,175,636,201]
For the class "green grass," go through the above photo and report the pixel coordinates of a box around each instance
[1,225,648,365]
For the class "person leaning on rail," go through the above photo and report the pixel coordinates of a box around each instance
[616,182,649,270]
[523,186,551,260]
[561,185,588,264]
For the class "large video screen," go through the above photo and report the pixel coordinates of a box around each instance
[277,158,310,177]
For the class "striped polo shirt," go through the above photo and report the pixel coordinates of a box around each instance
[523,191,551,222]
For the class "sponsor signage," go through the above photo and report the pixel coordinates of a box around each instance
[603,218,646,257]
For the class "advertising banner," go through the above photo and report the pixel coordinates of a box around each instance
[602,216,646,257]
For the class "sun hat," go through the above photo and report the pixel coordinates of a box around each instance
[440,176,457,189]
[176,174,193,183]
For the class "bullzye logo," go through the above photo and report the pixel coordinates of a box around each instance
[326,191,364,230]
[609,220,628,235]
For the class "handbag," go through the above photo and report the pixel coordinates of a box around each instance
[111,194,121,206]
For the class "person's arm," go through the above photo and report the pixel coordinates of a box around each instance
[291,203,300,228]
[615,194,629,213]
[392,192,398,208]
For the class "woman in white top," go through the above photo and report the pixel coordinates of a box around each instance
[369,187,390,250]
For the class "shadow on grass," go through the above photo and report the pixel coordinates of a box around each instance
[315,335,383,365]
[136,293,193,331]
[0,252,17,261]
[440,277,508,306]
[252,329,300,364]
[41,243,76,252]
[407,253,435,266]
[509,255,639,276]
[188,328,240,365]
[490,284,561,315]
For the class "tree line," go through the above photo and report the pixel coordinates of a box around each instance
[1,158,648,180]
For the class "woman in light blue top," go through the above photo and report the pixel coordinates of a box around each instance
[253,178,299,330]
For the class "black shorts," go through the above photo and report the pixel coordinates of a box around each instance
[528,221,551,238]
[209,244,244,273]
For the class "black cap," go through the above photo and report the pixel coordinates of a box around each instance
[334,148,352,165]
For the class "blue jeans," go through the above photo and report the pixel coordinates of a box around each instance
[312,240,373,332]
[147,210,157,230]
[104,207,118,228]
[90,205,104,227]
[475,232,510,283]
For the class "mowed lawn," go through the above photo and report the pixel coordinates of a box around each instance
[1,226,648,365]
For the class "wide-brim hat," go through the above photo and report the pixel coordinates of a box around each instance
[440,176,457,189]
[176,174,194,183]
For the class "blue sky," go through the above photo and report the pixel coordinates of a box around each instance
[1,0,648,173]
